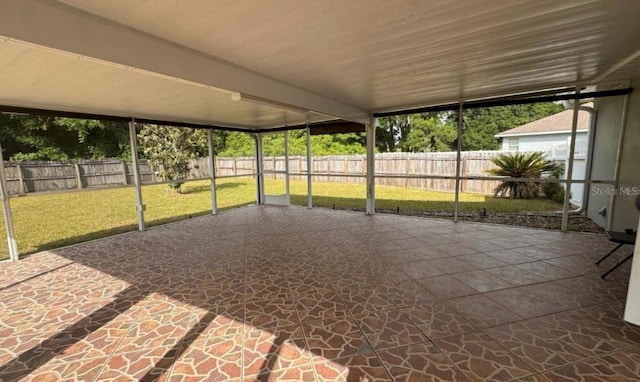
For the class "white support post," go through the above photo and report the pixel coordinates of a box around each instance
[365,117,376,215]
[561,89,581,231]
[284,130,290,198]
[0,141,19,261]
[607,92,631,230]
[624,217,640,325]
[207,129,218,215]
[255,133,264,204]
[306,125,312,208]
[454,103,463,223]
[128,120,145,231]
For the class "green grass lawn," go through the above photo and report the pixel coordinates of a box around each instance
[0,177,561,260]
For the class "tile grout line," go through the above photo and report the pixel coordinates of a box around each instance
[341,290,398,382]
[285,265,321,382]
[90,293,143,382]
[160,272,211,382]
[479,324,640,378]
[428,335,501,382]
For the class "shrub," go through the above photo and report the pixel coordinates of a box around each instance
[487,152,562,199]
[542,162,565,203]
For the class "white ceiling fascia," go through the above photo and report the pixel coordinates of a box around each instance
[0,0,370,125]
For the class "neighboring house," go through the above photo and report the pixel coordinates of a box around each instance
[494,103,594,207]
[495,103,592,155]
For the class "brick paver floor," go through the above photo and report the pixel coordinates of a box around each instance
[0,206,638,381]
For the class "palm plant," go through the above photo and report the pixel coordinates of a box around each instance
[487,152,561,199]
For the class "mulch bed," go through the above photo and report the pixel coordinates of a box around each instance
[341,207,605,234]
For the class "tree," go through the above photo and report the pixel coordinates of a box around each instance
[58,118,131,159]
[217,132,255,157]
[376,116,411,152]
[308,133,366,155]
[0,114,130,161]
[487,151,561,199]
[0,101,566,162]
[461,103,564,151]
[217,131,366,157]
[400,114,456,152]
[137,125,225,193]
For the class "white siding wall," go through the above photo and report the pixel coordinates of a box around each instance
[588,78,640,232]
[587,96,621,228]
[499,132,588,153]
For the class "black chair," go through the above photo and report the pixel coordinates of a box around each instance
[596,230,635,280]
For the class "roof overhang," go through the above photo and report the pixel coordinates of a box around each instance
[1,0,640,129]
[0,0,369,128]
[496,130,589,139]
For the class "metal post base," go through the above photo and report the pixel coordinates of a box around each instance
[601,254,634,280]
[596,243,624,265]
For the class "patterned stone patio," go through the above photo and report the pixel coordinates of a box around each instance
[0,205,638,381]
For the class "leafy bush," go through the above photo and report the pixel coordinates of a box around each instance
[542,162,565,203]
[487,152,562,199]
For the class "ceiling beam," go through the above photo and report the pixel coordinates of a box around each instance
[0,0,369,124]
[0,104,253,132]
[593,49,640,83]
[262,121,366,134]
[373,88,633,118]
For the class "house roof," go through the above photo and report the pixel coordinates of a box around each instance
[495,103,593,138]
[1,1,640,130]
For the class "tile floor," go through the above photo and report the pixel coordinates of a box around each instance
[0,206,638,381]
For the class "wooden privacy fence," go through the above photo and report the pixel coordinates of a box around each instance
[3,152,503,195]
[375,152,502,194]
[3,160,158,194]
[261,152,502,194]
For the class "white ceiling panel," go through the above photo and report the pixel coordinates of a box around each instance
[0,39,328,129]
[56,0,640,111]
[1,0,640,127]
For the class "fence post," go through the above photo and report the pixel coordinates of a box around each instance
[343,157,348,180]
[461,156,467,193]
[16,163,26,194]
[405,156,410,188]
[74,162,83,189]
[121,160,128,185]
[233,158,238,176]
